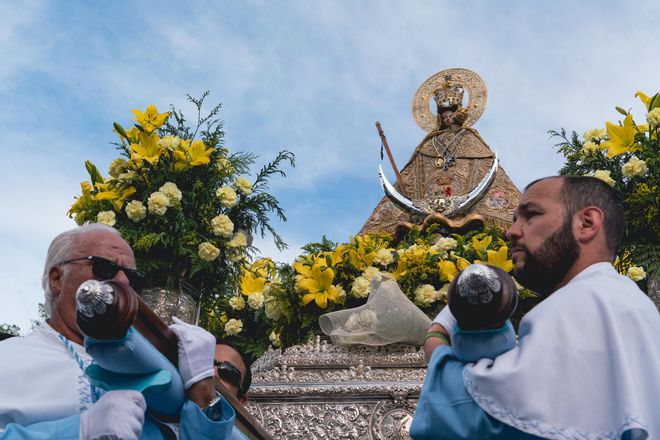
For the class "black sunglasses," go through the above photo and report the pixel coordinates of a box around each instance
[214,360,243,391]
[59,256,146,292]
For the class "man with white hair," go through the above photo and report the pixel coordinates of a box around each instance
[412,176,660,439]
[0,224,235,439]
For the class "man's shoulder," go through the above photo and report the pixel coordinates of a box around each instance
[0,324,67,365]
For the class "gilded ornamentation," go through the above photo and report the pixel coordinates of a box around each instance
[412,68,487,132]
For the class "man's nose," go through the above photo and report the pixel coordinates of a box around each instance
[506,221,521,241]
[113,270,130,284]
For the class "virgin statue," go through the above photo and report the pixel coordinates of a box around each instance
[359,68,520,237]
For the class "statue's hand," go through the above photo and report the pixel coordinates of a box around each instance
[80,390,146,440]
[169,316,215,389]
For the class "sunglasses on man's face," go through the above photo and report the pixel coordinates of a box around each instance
[59,256,146,292]
[214,360,243,391]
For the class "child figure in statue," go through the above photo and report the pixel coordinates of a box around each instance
[445,264,518,362]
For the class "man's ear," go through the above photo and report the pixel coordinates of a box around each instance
[48,266,62,297]
[574,206,604,244]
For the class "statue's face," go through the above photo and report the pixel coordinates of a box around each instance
[440,110,455,127]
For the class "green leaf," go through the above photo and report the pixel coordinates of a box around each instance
[113,122,129,141]
[85,160,104,185]
[649,93,660,111]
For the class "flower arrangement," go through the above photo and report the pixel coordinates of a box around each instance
[68,93,295,310]
[207,225,539,359]
[550,90,660,291]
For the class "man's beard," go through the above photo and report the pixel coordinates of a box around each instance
[513,217,579,297]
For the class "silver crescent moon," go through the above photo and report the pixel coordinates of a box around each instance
[379,151,499,218]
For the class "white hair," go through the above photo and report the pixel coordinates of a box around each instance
[42,224,122,317]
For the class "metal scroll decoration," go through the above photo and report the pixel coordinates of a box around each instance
[379,150,499,218]
[412,68,488,132]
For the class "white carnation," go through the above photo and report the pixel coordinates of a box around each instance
[373,248,395,266]
[211,214,234,237]
[432,237,457,252]
[350,276,371,298]
[247,291,264,309]
[235,176,253,195]
[228,296,245,310]
[215,186,238,208]
[125,200,147,222]
[414,284,438,307]
[147,191,170,215]
[198,242,220,261]
[159,182,182,203]
[224,319,243,335]
[96,211,116,227]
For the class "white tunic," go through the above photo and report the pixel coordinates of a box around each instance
[464,263,660,439]
[0,322,93,429]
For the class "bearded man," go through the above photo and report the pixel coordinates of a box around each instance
[412,176,660,439]
[0,224,236,439]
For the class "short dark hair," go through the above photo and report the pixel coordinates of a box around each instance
[215,338,252,397]
[526,176,625,256]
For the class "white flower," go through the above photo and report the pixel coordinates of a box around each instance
[235,176,253,195]
[108,158,126,177]
[215,186,238,208]
[580,141,599,155]
[159,182,182,203]
[414,284,438,307]
[198,242,220,261]
[627,266,646,282]
[216,157,234,174]
[362,266,383,282]
[269,331,281,347]
[373,248,395,266]
[582,128,605,142]
[432,237,457,252]
[350,276,371,298]
[264,299,282,320]
[247,291,264,309]
[117,170,135,182]
[592,170,615,187]
[158,135,181,151]
[147,191,170,215]
[621,157,648,178]
[125,200,147,222]
[211,214,234,237]
[646,108,660,126]
[437,284,450,303]
[97,211,116,227]
[228,296,245,310]
[228,232,247,248]
[224,319,243,335]
[344,309,378,332]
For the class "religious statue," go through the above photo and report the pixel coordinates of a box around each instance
[360,68,520,237]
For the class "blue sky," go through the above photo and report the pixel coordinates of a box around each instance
[1,0,658,330]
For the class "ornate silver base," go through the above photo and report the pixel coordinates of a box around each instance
[139,288,197,325]
[247,337,427,439]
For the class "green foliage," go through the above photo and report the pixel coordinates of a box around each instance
[68,94,294,350]
[551,90,660,285]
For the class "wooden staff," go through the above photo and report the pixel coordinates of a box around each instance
[375,121,406,196]
[77,280,273,440]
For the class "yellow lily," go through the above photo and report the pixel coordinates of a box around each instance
[601,115,638,158]
[388,259,408,281]
[68,181,95,220]
[438,260,458,282]
[130,132,162,166]
[471,235,492,259]
[240,271,266,296]
[476,245,514,273]
[174,139,214,170]
[298,264,341,308]
[131,104,169,133]
[93,184,137,211]
[455,256,471,271]
[251,258,276,278]
[635,91,652,110]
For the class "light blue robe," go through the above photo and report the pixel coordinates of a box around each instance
[410,345,541,439]
[0,397,235,439]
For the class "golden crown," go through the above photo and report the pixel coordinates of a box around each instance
[433,78,465,110]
